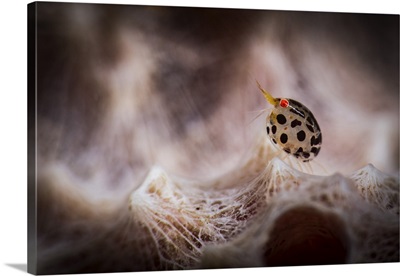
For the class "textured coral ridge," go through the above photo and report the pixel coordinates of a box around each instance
[129,142,399,269]
[37,138,399,274]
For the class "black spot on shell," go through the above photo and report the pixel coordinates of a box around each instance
[311,134,322,146]
[311,136,317,146]
[284,148,291,154]
[272,125,277,134]
[290,107,305,118]
[297,130,306,142]
[291,119,302,128]
[272,138,277,144]
[306,124,314,133]
[294,147,303,158]
[307,112,321,132]
[266,126,270,134]
[289,99,304,109]
[316,133,322,144]
[302,152,310,158]
[311,147,321,156]
[280,133,288,144]
[277,114,287,125]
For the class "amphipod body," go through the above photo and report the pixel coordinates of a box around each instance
[257,82,322,162]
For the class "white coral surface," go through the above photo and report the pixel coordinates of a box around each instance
[127,140,399,269]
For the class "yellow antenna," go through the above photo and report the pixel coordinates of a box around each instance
[256,81,278,106]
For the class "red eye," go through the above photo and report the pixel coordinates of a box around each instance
[280,98,289,108]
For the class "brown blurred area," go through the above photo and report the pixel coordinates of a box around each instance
[35,4,398,190]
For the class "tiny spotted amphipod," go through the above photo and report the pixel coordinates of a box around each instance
[257,82,322,162]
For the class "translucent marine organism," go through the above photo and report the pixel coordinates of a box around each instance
[257,82,322,162]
